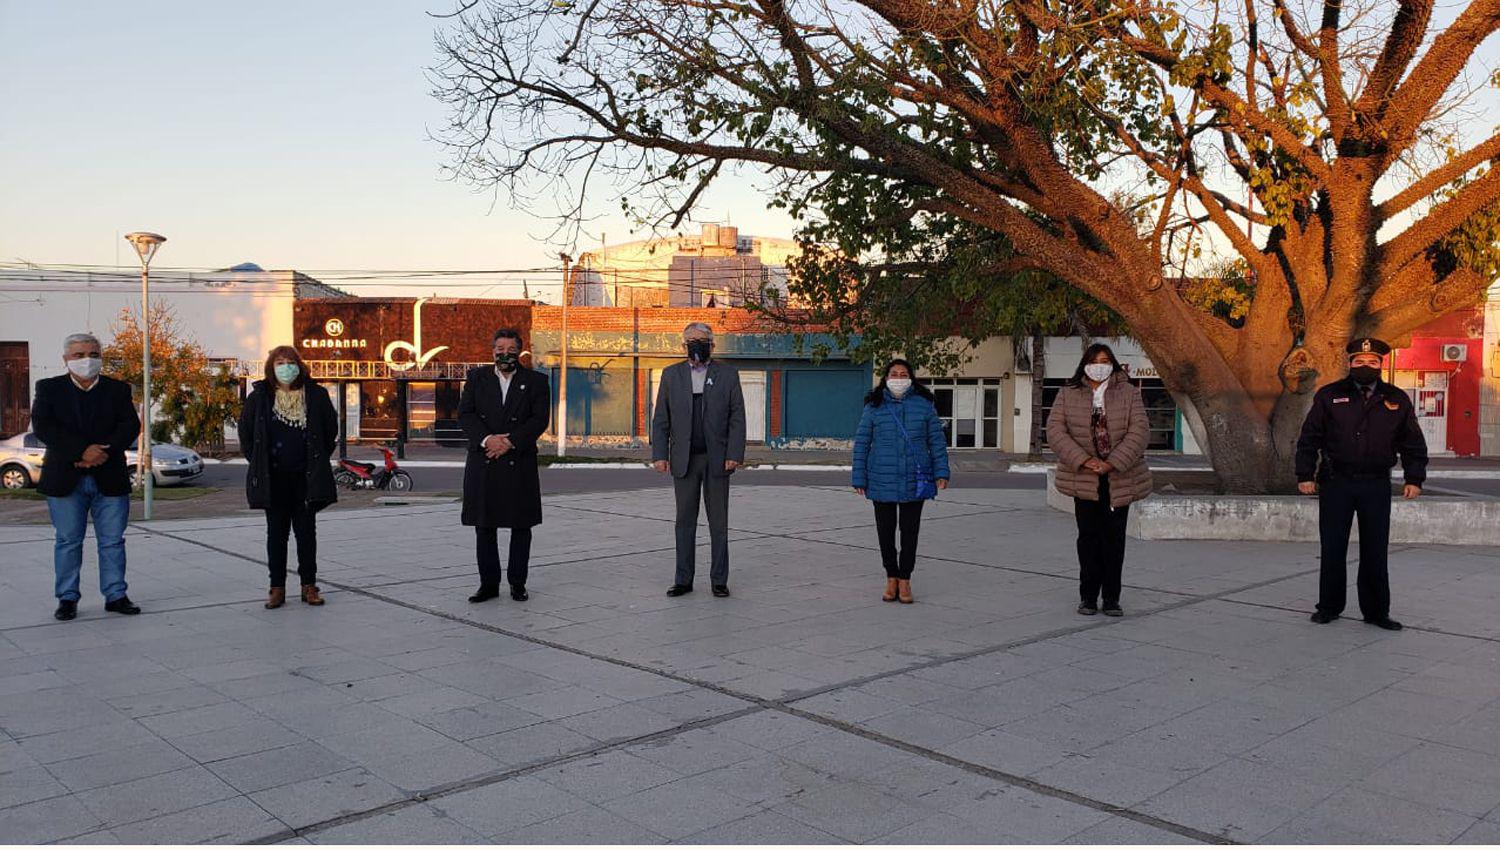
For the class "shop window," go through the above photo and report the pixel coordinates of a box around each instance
[360,380,399,440]
[927,379,1003,448]
[407,381,463,443]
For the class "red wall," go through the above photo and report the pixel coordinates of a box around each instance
[1393,308,1484,456]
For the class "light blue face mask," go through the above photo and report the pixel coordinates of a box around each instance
[274,363,300,384]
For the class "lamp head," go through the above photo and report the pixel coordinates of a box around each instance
[124,232,167,266]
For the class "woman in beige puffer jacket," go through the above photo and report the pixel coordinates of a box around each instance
[1045,343,1152,617]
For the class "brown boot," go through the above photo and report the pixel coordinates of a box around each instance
[300,584,325,606]
[882,578,899,602]
[265,587,285,609]
[897,579,914,604]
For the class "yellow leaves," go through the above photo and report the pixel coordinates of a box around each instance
[1179,260,1253,322]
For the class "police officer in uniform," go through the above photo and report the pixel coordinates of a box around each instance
[1295,337,1427,630]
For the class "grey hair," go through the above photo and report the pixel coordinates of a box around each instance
[63,333,101,352]
[682,322,714,340]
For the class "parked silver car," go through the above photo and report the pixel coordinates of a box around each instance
[0,432,204,490]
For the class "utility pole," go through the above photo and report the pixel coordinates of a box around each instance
[558,253,571,458]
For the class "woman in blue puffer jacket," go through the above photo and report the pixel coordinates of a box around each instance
[851,359,951,604]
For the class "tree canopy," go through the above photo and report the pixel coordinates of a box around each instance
[432,0,1500,489]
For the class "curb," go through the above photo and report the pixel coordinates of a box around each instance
[203,458,854,472]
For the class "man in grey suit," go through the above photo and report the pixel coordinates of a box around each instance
[652,322,747,598]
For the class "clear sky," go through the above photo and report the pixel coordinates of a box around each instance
[1,2,1495,299]
[0,1,796,298]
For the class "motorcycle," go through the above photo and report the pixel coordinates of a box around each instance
[333,447,414,492]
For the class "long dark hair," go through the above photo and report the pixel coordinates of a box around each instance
[1065,343,1124,388]
[263,345,310,390]
[865,358,936,406]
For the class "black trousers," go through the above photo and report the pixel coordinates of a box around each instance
[673,452,730,587]
[265,469,317,588]
[1074,476,1129,606]
[1316,476,1391,619]
[873,500,925,579]
[477,526,532,590]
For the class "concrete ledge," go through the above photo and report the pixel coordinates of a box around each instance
[1045,469,1500,545]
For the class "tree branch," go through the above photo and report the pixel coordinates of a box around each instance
[1376,130,1500,220]
[1379,164,1500,275]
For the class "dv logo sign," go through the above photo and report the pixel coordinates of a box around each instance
[383,298,450,372]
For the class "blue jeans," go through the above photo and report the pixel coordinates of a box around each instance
[46,475,130,603]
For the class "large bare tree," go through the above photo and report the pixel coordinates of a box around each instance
[432,0,1500,491]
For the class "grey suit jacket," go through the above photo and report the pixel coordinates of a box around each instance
[651,360,747,478]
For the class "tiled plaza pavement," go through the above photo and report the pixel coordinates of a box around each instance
[2,485,1498,844]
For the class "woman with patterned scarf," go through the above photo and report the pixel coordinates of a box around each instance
[239,346,339,609]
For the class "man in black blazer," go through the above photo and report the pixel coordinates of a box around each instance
[652,322,747,598]
[458,328,551,602]
[30,333,143,621]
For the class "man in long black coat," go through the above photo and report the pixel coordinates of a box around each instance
[458,328,551,602]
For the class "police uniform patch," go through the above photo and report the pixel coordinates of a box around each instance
[1384,400,1400,410]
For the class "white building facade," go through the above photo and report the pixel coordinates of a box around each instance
[0,264,314,438]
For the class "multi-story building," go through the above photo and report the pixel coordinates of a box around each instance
[567,224,801,308]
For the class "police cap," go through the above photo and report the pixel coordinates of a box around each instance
[1346,337,1390,356]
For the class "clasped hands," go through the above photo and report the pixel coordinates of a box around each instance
[1081,458,1113,475]
[74,444,109,469]
[482,434,514,459]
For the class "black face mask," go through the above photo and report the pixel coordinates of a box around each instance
[495,352,519,373]
[686,340,712,364]
[1349,365,1380,385]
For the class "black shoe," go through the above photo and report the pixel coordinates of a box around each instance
[1102,604,1123,617]
[510,586,529,602]
[1363,616,1403,631]
[54,600,77,621]
[468,586,500,603]
[1310,611,1339,624]
[104,596,141,616]
[667,585,693,597]
[1076,602,1097,616]
[712,585,730,598]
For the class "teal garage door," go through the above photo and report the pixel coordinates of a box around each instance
[783,369,868,438]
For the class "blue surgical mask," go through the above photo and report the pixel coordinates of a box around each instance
[274,363,300,384]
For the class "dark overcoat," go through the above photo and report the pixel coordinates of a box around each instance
[31,374,141,497]
[239,380,339,511]
[458,366,550,529]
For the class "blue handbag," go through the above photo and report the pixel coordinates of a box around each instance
[887,404,938,500]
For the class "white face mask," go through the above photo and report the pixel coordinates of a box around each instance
[1084,363,1114,383]
[886,378,912,397]
[67,356,102,381]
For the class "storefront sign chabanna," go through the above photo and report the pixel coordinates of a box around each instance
[296,297,531,374]
[299,299,449,370]
[300,316,369,351]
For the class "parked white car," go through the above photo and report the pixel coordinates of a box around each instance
[0,432,204,490]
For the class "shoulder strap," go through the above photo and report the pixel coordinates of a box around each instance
[886,403,918,447]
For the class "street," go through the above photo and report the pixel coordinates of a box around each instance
[190,461,1052,497]
[189,459,1500,498]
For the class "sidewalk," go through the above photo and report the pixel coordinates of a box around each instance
[1,485,1497,843]
[241,442,1500,477]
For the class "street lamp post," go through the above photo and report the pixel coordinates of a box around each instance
[124,232,166,520]
[557,253,571,458]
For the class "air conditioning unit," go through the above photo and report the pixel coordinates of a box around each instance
[1441,344,1468,363]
